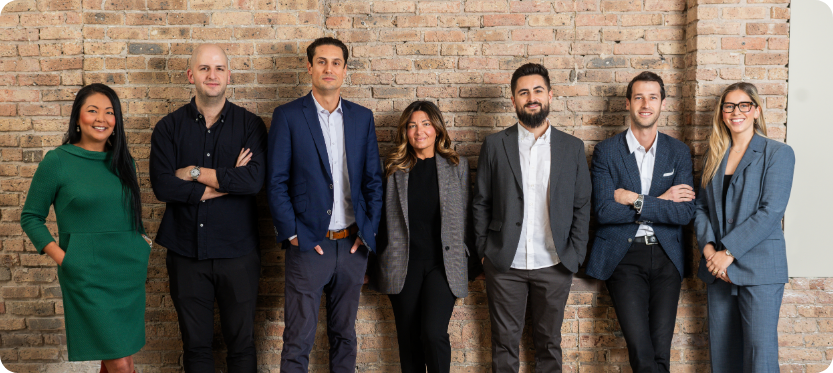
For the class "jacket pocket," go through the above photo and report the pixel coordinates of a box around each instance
[488,220,502,231]
[292,198,307,213]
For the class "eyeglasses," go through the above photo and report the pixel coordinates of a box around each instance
[722,102,757,113]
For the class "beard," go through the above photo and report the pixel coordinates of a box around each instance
[516,101,550,128]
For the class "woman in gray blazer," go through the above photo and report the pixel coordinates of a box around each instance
[370,101,471,373]
[695,82,795,373]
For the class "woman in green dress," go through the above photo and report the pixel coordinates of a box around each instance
[21,83,151,373]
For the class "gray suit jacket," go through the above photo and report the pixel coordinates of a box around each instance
[473,125,592,274]
[694,134,795,286]
[371,155,471,298]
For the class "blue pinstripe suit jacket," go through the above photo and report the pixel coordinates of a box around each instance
[585,130,695,281]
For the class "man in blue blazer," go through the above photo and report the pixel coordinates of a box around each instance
[266,37,384,373]
[585,71,695,373]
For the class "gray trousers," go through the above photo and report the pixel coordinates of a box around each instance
[707,281,784,373]
[484,257,573,373]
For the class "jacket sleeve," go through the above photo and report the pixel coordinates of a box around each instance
[591,143,639,225]
[639,148,696,225]
[694,178,716,253]
[266,107,296,242]
[149,117,207,205]
[20,151,60,253]
[215,116,268,195]
[720,145,795,259]
[472,138,493,260]
[361,114,384,236]
[566,143,592,264]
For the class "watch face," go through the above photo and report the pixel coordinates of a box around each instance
[634,199,643,208]
[190,168,199,177]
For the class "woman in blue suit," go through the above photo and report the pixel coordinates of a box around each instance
[695,82,795,373]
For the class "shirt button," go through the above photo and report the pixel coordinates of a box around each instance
[207,153,210,157]
[445,246,450,251]
[200,224,204,227]
[727,218,734,224]
[327,210,332,215]
[207,130,210,133]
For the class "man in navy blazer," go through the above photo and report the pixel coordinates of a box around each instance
[585,71,695,373]
[266,37,383,373]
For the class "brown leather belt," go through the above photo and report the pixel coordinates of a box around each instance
[326,224,358,240]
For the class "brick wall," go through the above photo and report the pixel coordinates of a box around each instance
[0,0,828,372]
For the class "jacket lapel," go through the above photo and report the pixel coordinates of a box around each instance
[617,133,643,193]
[342,99,358,188]
[302,92,332,180]
[712,149,729,235]
[436,156,452,239]
[549,127,564,194]
[729,134,765,188]
[648,133,669,196]
[395,170,409,234]
[502,125,523,190]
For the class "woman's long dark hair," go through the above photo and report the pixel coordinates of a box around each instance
[63,83,143,232]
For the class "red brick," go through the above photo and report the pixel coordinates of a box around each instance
[465,0,509,12]
[484,14,525,26]
[721,37,766,50]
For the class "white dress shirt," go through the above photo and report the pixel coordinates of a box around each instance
[511,123,560,270]
[625,127,658,237]
[312,93,355,231]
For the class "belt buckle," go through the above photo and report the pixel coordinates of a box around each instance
[328,230,336,240]
[645,235,658,245]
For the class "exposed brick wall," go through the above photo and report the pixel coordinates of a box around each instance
[1,0,827,372]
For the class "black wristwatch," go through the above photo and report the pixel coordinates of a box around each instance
[633,194,644,214]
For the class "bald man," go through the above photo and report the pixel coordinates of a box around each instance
[149,43,267,372]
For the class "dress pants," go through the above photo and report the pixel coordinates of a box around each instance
[388,259,457,373]
[166,249,261,373]
[605,242,681,373]
[707,280,784,373]
[483,257,573,373]
[280,235,368,373]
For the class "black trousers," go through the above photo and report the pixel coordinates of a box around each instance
[388,259,457,373]
[280,235,368,373]
[166,249,261,373]
[484,258,574,373]
[605,242,682,373]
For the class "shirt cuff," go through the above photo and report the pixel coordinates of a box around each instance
[215,167,229,193]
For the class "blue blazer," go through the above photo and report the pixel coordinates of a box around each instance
[266,92,384,252]
[586,131,695,280]
[694,134,795,286]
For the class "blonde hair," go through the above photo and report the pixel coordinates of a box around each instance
[701,82,768,188]
[384,101,459,178]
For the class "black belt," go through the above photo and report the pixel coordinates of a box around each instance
[633,235,659,245]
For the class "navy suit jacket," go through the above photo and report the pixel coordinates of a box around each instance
[585,130,695,280]
[694,134,795,286]
[266,92,384,252]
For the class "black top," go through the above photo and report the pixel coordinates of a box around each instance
[150,98,267,259]
[407,157,443,263]
[722,174,732,227]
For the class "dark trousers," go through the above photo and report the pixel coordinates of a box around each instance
[707,281,784,373]
[605,242,682,373]
[388,260,457,373]
[166,249,260,373]
[280,235,368,373]
[483,258,573,373]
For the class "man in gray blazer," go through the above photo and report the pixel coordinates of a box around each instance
[473,63,591,373]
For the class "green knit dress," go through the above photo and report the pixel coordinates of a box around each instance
[21,144,151,361]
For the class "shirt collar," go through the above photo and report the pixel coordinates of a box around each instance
[311,91,343,115]
[626,127,658,156]
[188,97,231,122]
[517,122,551,145]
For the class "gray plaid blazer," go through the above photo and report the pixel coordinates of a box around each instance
[370,155,471,298]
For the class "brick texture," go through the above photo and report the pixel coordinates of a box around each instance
[0,0,820,372]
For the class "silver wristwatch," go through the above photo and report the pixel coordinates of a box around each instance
[189,166,201,181]
[633,194,644,214]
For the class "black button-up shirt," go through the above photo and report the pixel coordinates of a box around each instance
[150,98,267,259]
